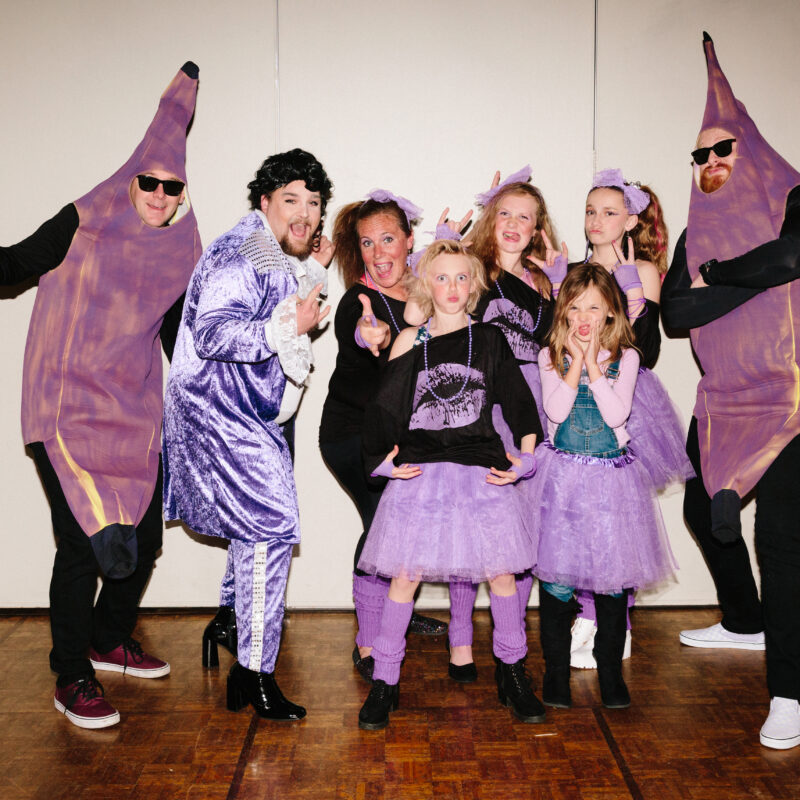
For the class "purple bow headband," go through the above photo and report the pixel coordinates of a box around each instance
[365,189,423,226]
[474,164,533,206]
[591,169,650,215]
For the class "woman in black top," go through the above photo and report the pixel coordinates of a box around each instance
[319,192,447,681]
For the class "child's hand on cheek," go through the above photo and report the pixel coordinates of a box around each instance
[585,319,601,366]
[566,320,584,362]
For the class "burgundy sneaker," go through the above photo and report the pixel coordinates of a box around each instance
[89,638,170,678]
[54,677,120,729]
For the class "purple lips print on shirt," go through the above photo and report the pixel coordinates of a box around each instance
[409,363,486,431]
[483,299,538,362]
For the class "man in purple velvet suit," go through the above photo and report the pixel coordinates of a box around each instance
[163,149,332,720]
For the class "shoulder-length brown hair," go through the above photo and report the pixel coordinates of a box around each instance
[469,182,556,295]
[548,262,637,375]
[331,199,414,289]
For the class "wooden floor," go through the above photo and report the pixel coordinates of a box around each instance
[1,609,798,800]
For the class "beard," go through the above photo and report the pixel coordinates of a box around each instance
[699,164,732,194]
[279,227,315,260]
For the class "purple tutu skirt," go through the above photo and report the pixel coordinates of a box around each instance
[493,361,548,459]
[627,368,694,491]
[358,461,536,583]
[521,444,678,595]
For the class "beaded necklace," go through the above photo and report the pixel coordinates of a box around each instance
[422,315,473,403]
[494,274,543,334]
[363,271,402,333]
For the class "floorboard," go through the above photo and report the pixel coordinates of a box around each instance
[1,609,797,800]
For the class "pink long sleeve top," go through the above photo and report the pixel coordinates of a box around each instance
[538,347,640,449]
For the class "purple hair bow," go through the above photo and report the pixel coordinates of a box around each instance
[407,224,463,277]
[591,169,650,215]
[365,189,423,226]
[474,164,533,206]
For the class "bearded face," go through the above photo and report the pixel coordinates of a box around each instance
[694,127,737,194]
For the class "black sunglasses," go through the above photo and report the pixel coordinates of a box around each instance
[691,138,736,166]
[136,174,185,196]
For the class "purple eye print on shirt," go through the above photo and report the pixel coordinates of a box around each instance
[409,363,486,431]
[483,299,537,362]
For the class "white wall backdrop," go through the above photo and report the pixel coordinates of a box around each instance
[1,0,798,608]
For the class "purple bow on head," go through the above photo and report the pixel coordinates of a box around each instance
[365,189,423,226]
[591,169,650,215]
[474,164,533,206]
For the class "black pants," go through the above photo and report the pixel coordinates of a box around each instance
[684,418,762,634]
[29,442,163,683]
[685,419,800,698]
[319,435,383,574]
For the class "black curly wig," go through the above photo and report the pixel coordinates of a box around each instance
[247,148,333,218]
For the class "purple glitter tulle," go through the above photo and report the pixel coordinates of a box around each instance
[591,169,650,215]
[358,462,536,583]
[627,369,695,491]
[522,445,677,595]
[365,189,423,226]
[475,165,532,206]
[492,361,548,459]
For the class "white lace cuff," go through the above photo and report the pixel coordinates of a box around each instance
[304,256,329,295]
[268,295,312,385]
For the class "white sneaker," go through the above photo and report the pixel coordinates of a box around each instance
[679,622,765,650]
[570,616,596,653]
[570,629,631,669]
[760,697,800,750]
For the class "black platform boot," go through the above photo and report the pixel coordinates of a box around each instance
[593,592,631,709]
[496,659,546,723]
[539,589,576,709]
[226,662,306,720]
[202,605,238,668]
[358,680,399,730]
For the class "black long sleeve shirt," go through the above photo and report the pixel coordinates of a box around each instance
[661,186,800,330]
[1,203,185,359]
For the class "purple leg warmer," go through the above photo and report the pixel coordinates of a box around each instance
[516,571,534,628]
[219,545,235,607]
[353,573,389,648]
[448,581,478,647]
[576,588,635,630]
[490,591,527,664]
[372,598,414,685]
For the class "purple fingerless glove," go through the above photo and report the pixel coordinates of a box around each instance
[508,452,536,483]
[354,314,378,349]
[371,458,396,479]
[434,224,462,242]
[613,263,642,293]
[541,254,567,286]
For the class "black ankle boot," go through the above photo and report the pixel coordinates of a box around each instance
[407,612,448,636]
[445,637,477,683]
[226,662,306,720]
[496,659,546,723]
[358,680,399,730]
[202,606,237,668]
[352,646,375,684]
[538,590,577,708]
[593,592,631,709]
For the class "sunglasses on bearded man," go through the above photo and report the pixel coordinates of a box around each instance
[691,138,736,166]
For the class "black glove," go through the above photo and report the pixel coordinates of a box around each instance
[90,523,138,578]
[710,489,742,544]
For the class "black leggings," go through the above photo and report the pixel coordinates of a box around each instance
[319,435,383,575]
[29,442,163,683]
[685,419,800,698]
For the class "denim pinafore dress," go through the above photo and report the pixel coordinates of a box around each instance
[552,359,623,459]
